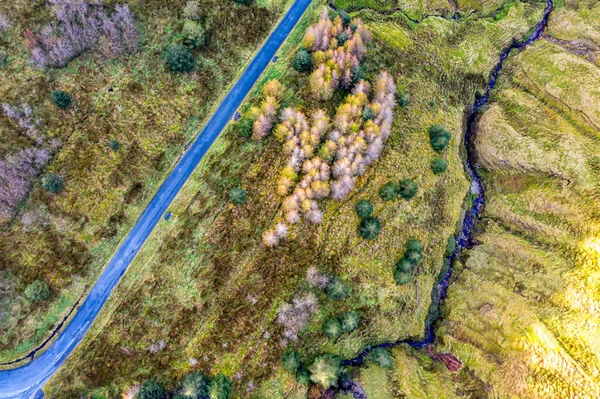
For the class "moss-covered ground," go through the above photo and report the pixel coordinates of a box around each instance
[35,1,556,397]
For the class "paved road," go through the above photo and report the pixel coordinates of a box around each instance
[0,1,311,397]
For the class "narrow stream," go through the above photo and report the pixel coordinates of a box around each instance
[333,0,555,394]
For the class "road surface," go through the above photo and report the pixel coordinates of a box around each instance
[0,0,312,397]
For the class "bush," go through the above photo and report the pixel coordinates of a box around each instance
[354,199,373,218]
[326,277,349,301]
[237,117,254,139]
[293,48,312,73]
[24,280,50,301]
[359,217,380,240]
[398,93,410,107]
[51,90,72,110]
[138,380,165,399]
[405,239,423,254]
[429,125,452,152]
[233,0,253,4]
[395,258,413,273]
[183,1,203,20]
[296,367,311,384]
[340,311,359,332]
[446,235,456,256]
[393,269,411,285]
[323,318,343,340]
[370,348,393,368]
[41,172,63,194]
[398,179,417,200]
[208,373,232,399]
[379,182,399,201]
[309,354,341,389]
[431,158,448,174]
[227,187,246,205]
[182,19,207,49]
[282,350,301,372]
[165,45,195,72]
[182,371,209,399]
[108,139,120,151]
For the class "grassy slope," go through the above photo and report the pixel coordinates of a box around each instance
[0,0,291,363]
[44,1,548,398]
[358,2,600,398]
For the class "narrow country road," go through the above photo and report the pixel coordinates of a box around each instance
[0,1,312,397]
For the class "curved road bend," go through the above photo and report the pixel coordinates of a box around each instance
[0,0,312,397]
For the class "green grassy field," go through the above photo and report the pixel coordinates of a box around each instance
[37,1,554,397]
[350,2,600,398]
[0,0,292,364]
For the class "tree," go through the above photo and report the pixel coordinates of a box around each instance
[41,172,63,194]
[24,280,50,301]
[323,317,343,340]
[362,106,374,121]
[237,117,254,139]
[51,90,72,110]
[431,158,448,174]
[354,199,373,218]
[227,187,246,205]
[182,19,207,49]
[233,0,253,4]
[296,367,311,384]
[340,311,359,332]
[338,10,351,27]
[393,269,411,285]
[208,373,232,399]
[405,239,423,254]
[359,216,380,240]
[395,258,413,273]
[398,179,417,200]
[165,45,195,72]
[326,277,349,300]
[138,380,164,399]
[336,32,348,46]
[379,182,399,201]
[182,371,210,399]
[309,354,341,389]
[398,93,410,107]
[370,348,393,368]
[293,48,312,73]
[282,350,301,373]
[108,139,120,151]
[429,125,452,152]
[183,1,203,20]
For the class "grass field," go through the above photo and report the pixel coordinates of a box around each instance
[0,0,293,364]
[36,1,554,397]
[349,1,600,397]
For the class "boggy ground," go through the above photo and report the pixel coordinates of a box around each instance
[42,1,550,397]
[352,1,600,398]
[0,0,291,364]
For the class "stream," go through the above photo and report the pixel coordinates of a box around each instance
[332,0,555,396]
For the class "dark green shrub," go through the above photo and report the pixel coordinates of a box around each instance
[309,354,341,389]
[362,106,373,121]
[326,277,349,300]
[431,158,448,174]
[233,0,253,4]
[227,187,246,205]
[354,199,373,218]
[404,249,423,265]
[208,373,232,399]
[138,380,165,399]
[108,139,120,151]
[340,311,359,332]
[370,348,393,368]
[398,93,409,107]
[446,235,456,256]
[182,19,207,49]
[282,350,301,372]
[24,280,50,301]
[398,179,417,200]
[395,258,413,273]
[393,269,411,285]
[182,371,209,399]
[237,117,254,139]
[41,173,63,194]
[405,239,423,254]
[165,45,195,72]
[338,10,351,27]
[359,217,381,240]
[323,318,342,340]
[352,66,365,84]
[379,182,399,201]
[429,125,452,152]
[293,48,312,73]
[51,90,72,110]
[296,367,311,384]
[336,32,348,46]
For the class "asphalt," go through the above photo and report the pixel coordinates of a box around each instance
[0,1,312,397]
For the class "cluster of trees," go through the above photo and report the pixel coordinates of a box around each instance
[379,178,418,201]
[301,10,371,101]
[429,124,452,152]
[393,239,423,285]
[251,80,284,141]
[130,371,232,399]
[277,292,319,341]
[27,0,138,68]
